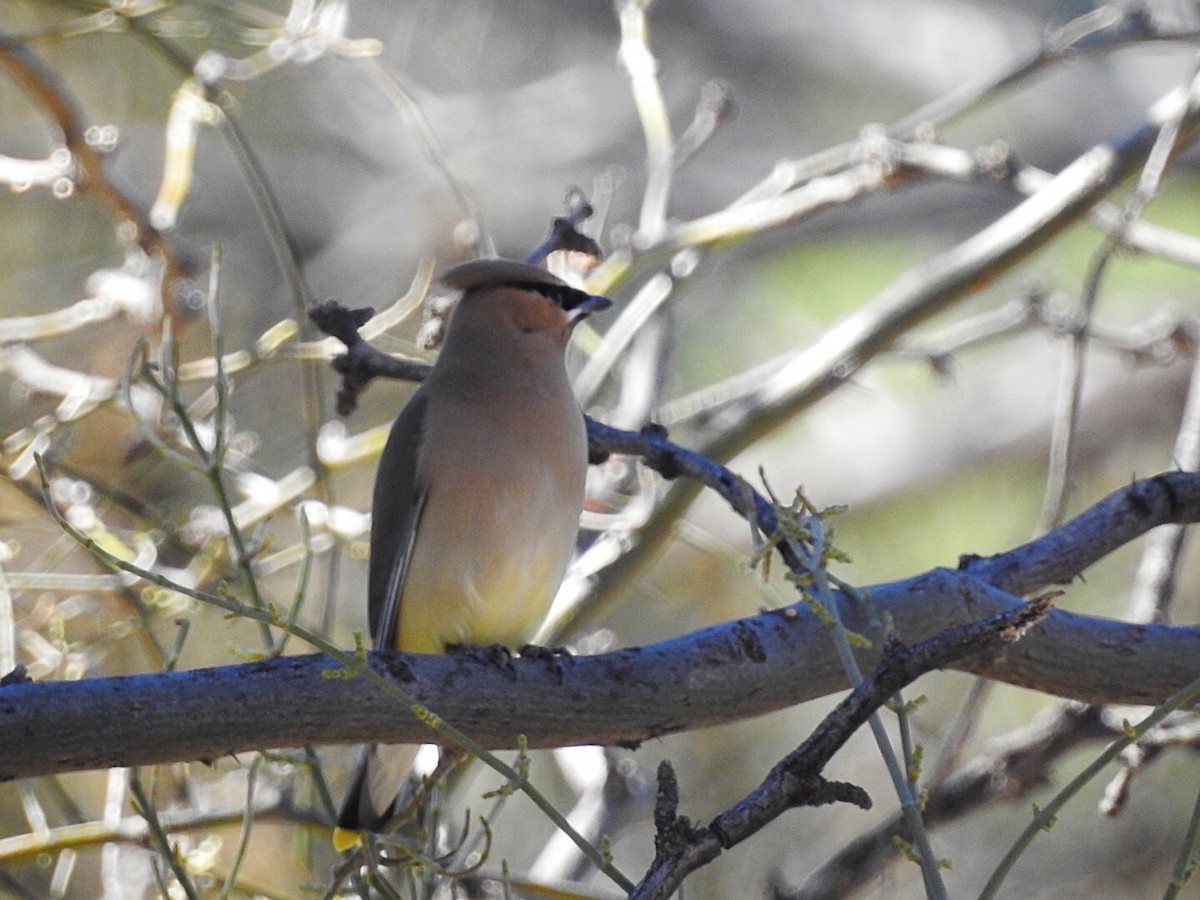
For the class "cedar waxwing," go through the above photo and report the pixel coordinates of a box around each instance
[334,259,611,849]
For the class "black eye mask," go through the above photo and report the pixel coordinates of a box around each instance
[508,281,611,315]
[510,281,590,311]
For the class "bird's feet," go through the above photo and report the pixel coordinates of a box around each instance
[518,643,573,684]
[446,642,516,677]
[444,643,573,683]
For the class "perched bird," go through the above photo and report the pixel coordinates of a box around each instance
[334,258,611,849]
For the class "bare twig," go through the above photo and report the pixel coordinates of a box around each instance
[1037,58,1200,533]
[0,30,186,318]
[525,191,604,267]
[618,0,674,245]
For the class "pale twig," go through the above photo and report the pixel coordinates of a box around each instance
[218,757,259,900]
[673,80,734,169]
[3,7,121,43]
[1127,347,1200,624]
[1164,784,1200,899]
[1036,282,1098,534]
[1101,712,1200,816]
[618,0,674,245]
[1037,56,1200,533]
[926,679,994,790]
[0,283,158,345]
[273,506,315,657]
[575,271,673,406]
[361,60,496,257]
[889,7,1166,139]
[665,154,892,249]
[891,288,1044,372]
[0,554,16,679]
[0,799,322,864]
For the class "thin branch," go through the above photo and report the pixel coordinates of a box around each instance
[1037,57,1200,533]
[307,301,430,417]
[673,80,734,169]
[888,7,1172,139]
[525,191,604,267]
[1128,347,1200,625]
[0,29,186,319]
[361,58,496,258]
[618,0,674,244]
[0,800,324,864]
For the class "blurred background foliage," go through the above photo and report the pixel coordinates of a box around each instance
[2,0,1200,897]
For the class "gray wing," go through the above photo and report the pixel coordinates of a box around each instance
[368,389,429,649]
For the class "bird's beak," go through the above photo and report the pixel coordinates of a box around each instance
[569,294,613,321]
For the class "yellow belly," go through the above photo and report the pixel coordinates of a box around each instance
[395,542,568,654]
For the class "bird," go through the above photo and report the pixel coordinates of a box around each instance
[333,258,611,850]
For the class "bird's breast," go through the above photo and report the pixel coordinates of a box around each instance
[394,394,586,654]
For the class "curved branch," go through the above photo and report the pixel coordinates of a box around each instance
[0,31,186,315]
[3,472,1200,781]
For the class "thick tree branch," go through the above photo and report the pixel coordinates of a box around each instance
[4,471,1200,781]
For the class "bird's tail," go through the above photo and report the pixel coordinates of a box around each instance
[333,743,420,851]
